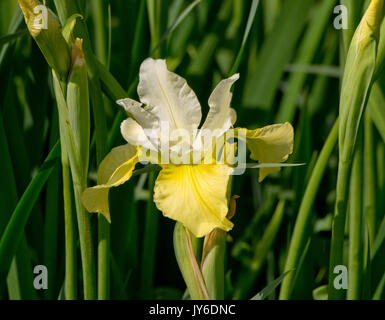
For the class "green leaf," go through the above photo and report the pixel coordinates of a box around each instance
[0,142,60,284]
[280,120,338,299]
[373,269,385,299]
[251,270,292,300]
[243,163,305,169]
[0,5,23,70]
[243,0,312,109]
[275,0,338,123]
[0,29,27,49]
[313,285,328,300]
[230,0,260,75]
[234,200,286,299]
[151,0,201,56]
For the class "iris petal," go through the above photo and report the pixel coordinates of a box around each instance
[137,58,202,132]
[153,164,234,237]
[120,118,158,151]
[201,73,239,136]
[117,98,159,132]
[82,144,138,222]
[246,122,294,182]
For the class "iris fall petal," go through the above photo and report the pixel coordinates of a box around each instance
[153,164,234,237]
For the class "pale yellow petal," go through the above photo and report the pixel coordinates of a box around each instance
[82,188,110,220]
[246,122,294,182]
[137,58,202,131]
[153,164,234,237]
[117,98,159,131]
[82,144,138,222]
[201,74,239,135]
[120,118,158,151]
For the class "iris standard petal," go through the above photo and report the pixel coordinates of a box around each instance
[201,73,239,136]
[117,98,159,131]
[246,122,294,182]
[153,164,234,237]
[82,144,138,222]
[137,58,202,132]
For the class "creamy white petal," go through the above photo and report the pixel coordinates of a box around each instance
[120,118,158,150]
[201,74,239,136]
[137,58,202,132]
[117,98,158,130]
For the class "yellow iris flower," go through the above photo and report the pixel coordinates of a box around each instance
[82,58,294,237]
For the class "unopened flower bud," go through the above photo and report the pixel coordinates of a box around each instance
[18,0,71,80]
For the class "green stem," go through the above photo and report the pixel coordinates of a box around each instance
[91,0,107,65]
[280,119,339,299]
[89,76,110,300]
[347,127,364,300]
[328,158,351,300]
[364,111,376,246]
[67,56,95,299]
[173,222,210,300]
[201,229,226,300]
[146,0,162,56]
[62,145,77,300]
[54,74,96,300]
[56,79,78,300]
[73,180,96,299]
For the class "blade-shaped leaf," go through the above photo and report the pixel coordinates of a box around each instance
[251,270,292,300]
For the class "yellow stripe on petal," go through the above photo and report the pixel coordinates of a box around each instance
[82,144,139,222]
[245,122,294,182]
[153,164,234,238]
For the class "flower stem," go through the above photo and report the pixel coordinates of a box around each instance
[347,127,364,300]
[89,76,110,300]
[53,74,96,300]
[328,157,350,300]
[62,143,77,300]
[173,222,210,300]
[364,111,376,246]
[280,119,338,299]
